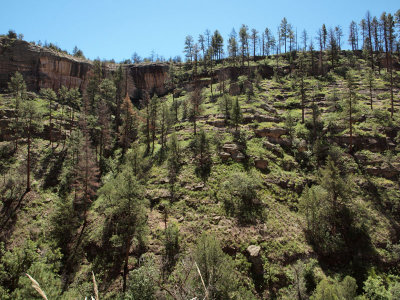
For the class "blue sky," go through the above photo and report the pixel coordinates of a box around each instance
[1,0,398,62]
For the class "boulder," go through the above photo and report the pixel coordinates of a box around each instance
[365,165,400,179]
[254,113,281,123]
[206,119,226,127]
[255,127,288,138]
[259,103,278,114]
[255,159,268,170]
[219,152,231,161]
[247,245,261,257]
[246,245,263,277]
[233,152,245,162]
[229,82,241,96]
[222,143,241,155]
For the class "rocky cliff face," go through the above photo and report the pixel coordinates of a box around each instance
[0,38,170,100]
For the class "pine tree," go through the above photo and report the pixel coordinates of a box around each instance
[231,97,242,132]
[7,71,27,150]
[228,28,238,64]
[67,88,81,136]
[298,54,307,123]
[149,95,159,153]
[219,94,232,125]
[239,25,249,66]
[98,165,147,293]
[211,30,224,60]
[167,133,181,199]
[20,99,43,192]
[365,68,375,110]
[280,18,288,53]
[40,88,57,147]
[72,115,99,217]
[113,65,124,132]
[189,88,203,135]
[251,28,259,60]
[184,35,194,63]
[193,129,212,182]
[346,71,357,152]
[119,93,137,153]
[159,102,170,153]
[319,156,349,234]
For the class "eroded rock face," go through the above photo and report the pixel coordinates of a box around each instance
[0,38,170,100]
[0,38,92,92]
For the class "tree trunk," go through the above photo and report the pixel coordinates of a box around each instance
[122,240,131,293]
[369,81,373,110]
[49,98,53,147]
[349,94,353,153]
[390,63,394,119]
[26,123,31,192]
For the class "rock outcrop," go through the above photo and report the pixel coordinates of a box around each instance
[0,38,170,100]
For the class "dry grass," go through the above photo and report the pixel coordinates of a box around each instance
[26,273,48,300]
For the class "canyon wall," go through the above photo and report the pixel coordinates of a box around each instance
[0,38,169,100]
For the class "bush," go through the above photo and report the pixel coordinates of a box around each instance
[126,256,157,300]
[193,233,255,299]
[310,276,357,300]
[7,30,17,39]
[164,223,180,272]
[218,171,262,222]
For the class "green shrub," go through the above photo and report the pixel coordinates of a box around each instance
[218,171,262,222]
[310,276,357,300]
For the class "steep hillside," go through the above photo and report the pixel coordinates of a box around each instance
[0,43,400,299]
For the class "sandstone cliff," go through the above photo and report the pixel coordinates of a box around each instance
[0,38,170,100]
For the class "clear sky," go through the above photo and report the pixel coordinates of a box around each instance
[1,0,398,62]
